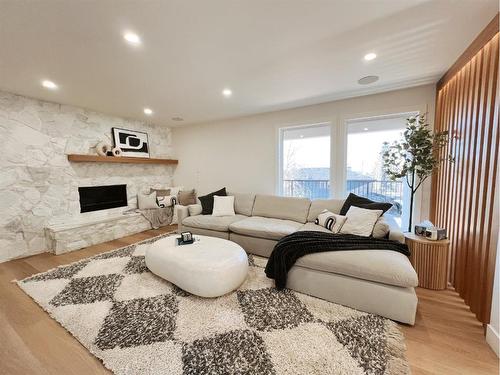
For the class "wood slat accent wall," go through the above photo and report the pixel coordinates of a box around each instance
[431,17,499,323]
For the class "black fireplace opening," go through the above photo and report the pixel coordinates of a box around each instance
[78,184,128,213]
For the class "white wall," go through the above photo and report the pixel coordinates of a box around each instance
[487,157,500,357]
[0,91,174,262]
[173,84,436,223]
[487,243,500,357]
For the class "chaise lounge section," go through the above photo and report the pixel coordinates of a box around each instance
[178,193,418,325]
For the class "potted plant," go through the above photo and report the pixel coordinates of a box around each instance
[382,114,453,232]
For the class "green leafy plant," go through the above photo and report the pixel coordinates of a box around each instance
[382,114,453,232]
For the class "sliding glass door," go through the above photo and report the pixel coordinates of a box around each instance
[279,123,331,199]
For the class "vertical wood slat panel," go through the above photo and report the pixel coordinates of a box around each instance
[467,48,486,308]
[456,63,471,297]
[462,55,479,304]
[430,33,499,324]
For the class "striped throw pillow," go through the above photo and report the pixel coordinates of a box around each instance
[315,209,347,233]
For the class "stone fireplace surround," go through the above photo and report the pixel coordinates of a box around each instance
[0,90,175,262]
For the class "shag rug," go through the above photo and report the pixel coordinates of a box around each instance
[17,233,410,375]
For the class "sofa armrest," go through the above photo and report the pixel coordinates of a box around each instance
[176,204,203,233]
[384,215,405,244]
[176,205,190,226]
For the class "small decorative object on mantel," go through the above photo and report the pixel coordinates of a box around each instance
[111,147,122,157]
[95,141,112,156]
[112,127,150,158]
[177,231,194,245]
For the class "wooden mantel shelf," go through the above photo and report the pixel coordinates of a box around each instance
[67,154,178,165]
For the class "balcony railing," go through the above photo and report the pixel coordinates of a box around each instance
[283,179,330,200]
[282,179,403,215]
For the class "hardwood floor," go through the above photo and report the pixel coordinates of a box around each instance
[0,226,498,375]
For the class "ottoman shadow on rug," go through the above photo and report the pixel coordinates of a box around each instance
[17,233,410,375]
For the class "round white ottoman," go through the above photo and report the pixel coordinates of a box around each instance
[145,235,248,297]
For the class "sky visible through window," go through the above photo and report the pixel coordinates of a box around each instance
[283,136,330,179]
[283,129,403,180]
[347,129,403,180]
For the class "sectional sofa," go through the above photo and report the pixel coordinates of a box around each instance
[177,193,418,324]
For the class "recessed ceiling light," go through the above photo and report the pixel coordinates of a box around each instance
[364,52,377,61]
[41,80,58,90]
[143,108,153,115]
[364,128,369,131]
[123,32,141,45]
[172,117,184,122]
[358,75,379,85]
[222,88,232,97]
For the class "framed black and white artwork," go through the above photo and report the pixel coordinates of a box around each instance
[112,127,150,158]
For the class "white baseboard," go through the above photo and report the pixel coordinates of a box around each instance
[486,324,500,357]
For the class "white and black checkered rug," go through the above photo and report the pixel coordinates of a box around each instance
[17,233,409,375]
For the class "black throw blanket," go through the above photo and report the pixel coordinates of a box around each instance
[265,231,410,290]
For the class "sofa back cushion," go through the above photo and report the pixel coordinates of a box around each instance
[252,194,311,223]
[307,198,345,222]
[228,192,256,216]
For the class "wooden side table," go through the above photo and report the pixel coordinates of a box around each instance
[404,233,450,290]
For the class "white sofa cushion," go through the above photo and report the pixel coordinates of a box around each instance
[182,214,246,232]
[188,204,203,216]
[229,216,302,240]
[307,198,345,222]
[295,250,418,288]
[228,192,256,216]
[298,222,334,234]
[372,216,391,238]
[252,194,311,223]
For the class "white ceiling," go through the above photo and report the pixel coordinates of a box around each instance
[0,0,497,126]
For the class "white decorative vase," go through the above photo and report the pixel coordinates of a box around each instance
[112,147,122,157]
[96,142,112,156]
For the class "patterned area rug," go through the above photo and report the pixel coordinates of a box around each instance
[17,233,410,375]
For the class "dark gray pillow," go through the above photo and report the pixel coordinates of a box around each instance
[198,187,227,215]
[340,193,392,215]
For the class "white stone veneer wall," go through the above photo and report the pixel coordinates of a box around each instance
[0,91,175,262]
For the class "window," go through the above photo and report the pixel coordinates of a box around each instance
[345,115,412,228]
[279,123,331,199]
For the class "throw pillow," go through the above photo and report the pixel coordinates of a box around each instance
[372,216,390,238]
[198,187,227,215]
[150,188,171,197]
[357,202,393,213]
[340,193,392,215]
[157,195,177,208]
[138,191,158,209]
[315,209,347,233]
[340,206,383,237]
[188,204,203,216]
[212,196,235,217]
[178,189,197,205]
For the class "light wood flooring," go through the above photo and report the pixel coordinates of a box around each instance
[0,226,498,375]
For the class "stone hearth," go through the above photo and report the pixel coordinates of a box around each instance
[45,212,152,254]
